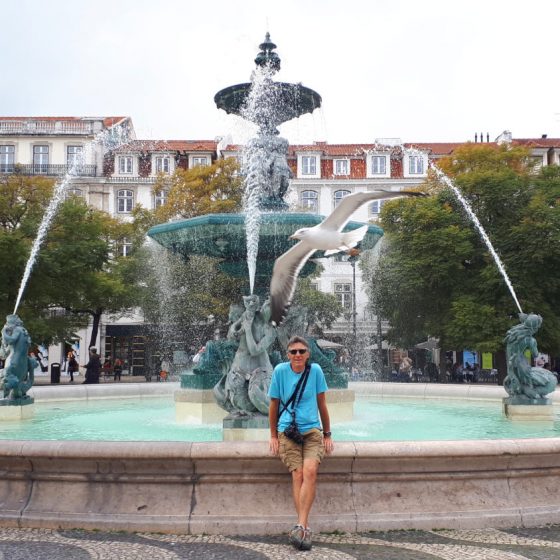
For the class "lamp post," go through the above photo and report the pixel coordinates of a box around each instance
[348,252,359,374]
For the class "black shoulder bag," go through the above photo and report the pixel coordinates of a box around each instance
[278,364,311,445]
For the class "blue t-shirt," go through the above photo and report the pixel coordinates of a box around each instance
[268,362,328,433]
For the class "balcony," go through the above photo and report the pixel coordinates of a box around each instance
[0,120,95,135]
[105,176,158,183]
[0,164,97,177]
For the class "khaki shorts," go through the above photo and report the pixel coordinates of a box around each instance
[278,428,325,472]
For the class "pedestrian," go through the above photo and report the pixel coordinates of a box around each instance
[82,347,101,384]
[113,358,123,382]
[268,335,334,551]
[67,352,78,383]
[159,358,170,382]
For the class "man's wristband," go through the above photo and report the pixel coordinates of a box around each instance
[323,431,332,437]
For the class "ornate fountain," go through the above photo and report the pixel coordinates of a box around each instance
[148,34,382,435]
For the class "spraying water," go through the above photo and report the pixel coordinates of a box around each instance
[429,162,524,314]
[12,126,128,314]
[240,64,276,294]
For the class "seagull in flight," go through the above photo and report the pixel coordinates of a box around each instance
[269,189,425,326]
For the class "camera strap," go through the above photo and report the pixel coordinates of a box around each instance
[278,364,311,420]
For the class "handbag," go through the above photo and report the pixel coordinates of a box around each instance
[278,364,310,444]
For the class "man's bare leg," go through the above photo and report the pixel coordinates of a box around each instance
[296,458,319,528]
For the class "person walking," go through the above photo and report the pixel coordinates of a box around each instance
[268,335,333,551]
[82,347,101,384]
[67,352,78,383]
[113,358,123,382]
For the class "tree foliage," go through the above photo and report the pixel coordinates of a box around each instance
[0,174,142,345]
[153,158,244,222]
[372,143,560,358]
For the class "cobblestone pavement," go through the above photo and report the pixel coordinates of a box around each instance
[2,526,560,559]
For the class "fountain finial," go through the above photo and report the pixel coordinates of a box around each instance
[255,32,281,72]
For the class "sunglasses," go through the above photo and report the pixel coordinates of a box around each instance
[288,349,308,355]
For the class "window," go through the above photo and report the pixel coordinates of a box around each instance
[155,156,170,173]
[154,190,167,209]
[118,156,133,174]
[301,156,317,175]
[117,238,133,257]
[371,155,386,175]
[67,145,84,169]
[370,200,386,215]
[333,189,350,208]
[409,155,424,174]
[117,189,134,213]
[301,190,318,212]
[0,145,15,172]
[192,156,208,167]
[333,159,349,175]
[334,283,353,311]
[66,188,83,198]
[33,145,49,173]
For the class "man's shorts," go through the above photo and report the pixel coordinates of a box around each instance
[278,428,325,472]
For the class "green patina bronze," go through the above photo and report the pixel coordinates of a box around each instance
[503,313,557,404]
[148,34,385,419]
[0,315,35,406]
[148,212,382,291]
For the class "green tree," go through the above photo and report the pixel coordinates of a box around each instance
[371,143,560,377]
[153,158,243,222]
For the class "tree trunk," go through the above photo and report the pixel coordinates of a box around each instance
[438,351,447,383]
[88,308,103,350]
[495,349,507,386]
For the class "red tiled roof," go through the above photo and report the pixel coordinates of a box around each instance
[512,138,560,148]
[113,140,217,153]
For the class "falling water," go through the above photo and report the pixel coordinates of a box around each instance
[430,163,524,314]
[13,127,128,314]
[240,64,276,293]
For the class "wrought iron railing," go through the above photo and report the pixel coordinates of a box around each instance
[0,164,97,177]
[105,176,158,183]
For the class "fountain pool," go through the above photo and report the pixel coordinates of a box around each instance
[1,382,560,534]
[4,388,559,442]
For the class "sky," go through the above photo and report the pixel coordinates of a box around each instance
[2,0,560,145]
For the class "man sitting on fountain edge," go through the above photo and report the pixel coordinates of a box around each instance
[268,335,334,551]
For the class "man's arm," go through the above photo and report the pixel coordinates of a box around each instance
[269,397,280,455]
[317,392,334,455]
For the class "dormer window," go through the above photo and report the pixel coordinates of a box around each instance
[302,156,317,175]
[297,153,321,178]
[118,156,133,174]
[366,153,390,178]
[155,156,171,173]
[333,159,349,175]
[403,152,429,177]
[409,155,424,174]
[191,156,209,167]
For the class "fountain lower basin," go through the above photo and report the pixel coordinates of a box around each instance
[1,382,559,534]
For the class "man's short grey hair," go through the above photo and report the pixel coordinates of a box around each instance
[286,335,309,350]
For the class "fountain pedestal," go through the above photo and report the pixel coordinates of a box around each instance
[0,398,34,420]
[503,396,555,422]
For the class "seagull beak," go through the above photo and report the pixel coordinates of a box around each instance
[289,234,297,240]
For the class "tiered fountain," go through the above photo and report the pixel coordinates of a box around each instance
[148,34,383,436]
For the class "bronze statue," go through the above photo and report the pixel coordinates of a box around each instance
[214,295,276,416]
[0,314,35,403]
[504,313,557,402]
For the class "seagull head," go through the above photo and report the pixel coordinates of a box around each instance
[289,227,310,240]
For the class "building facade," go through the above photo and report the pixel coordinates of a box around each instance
[2,116,559,374]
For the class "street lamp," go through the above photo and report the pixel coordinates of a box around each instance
[347,251,360,373]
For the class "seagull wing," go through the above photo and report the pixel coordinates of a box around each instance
[270,241,316,326]
[321,189,420,231]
